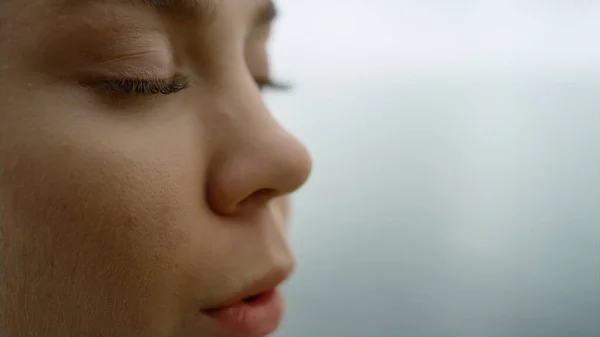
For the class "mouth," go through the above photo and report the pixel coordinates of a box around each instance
[204,289,285,337]
[201,266,292,337]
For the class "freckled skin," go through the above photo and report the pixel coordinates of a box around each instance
[0,1,312,337]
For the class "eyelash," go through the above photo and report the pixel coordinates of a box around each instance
[254,77,292,91]
[99,76,289,96]
[101,76,189,96]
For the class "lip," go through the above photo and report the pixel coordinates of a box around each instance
[204,289,285,337]
[201,265,293,337]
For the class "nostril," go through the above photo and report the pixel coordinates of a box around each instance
[237,188,279,212]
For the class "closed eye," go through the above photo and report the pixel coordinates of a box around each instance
[101,76,189,96]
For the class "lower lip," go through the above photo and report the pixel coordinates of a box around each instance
[204,289,285,337]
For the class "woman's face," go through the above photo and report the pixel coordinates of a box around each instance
[0,1,312,336]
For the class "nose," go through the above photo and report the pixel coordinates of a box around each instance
[206,110,312,216]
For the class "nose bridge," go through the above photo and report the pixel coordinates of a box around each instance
[205,86,312,215]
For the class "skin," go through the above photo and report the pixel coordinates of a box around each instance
[0,0,312,336]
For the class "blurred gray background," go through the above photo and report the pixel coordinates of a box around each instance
[266,1,600,337]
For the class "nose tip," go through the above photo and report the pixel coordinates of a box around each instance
[262,136,312,195]
[206,130,312,216]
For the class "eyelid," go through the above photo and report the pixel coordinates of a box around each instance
[77,49,176,82]
[80,66,173,85]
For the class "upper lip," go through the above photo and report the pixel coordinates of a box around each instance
[206,263,294,310]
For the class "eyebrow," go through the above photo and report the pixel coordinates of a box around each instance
[141,0,217,21]
[141,0,277,26]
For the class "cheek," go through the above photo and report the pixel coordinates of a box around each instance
[0,128,201,334]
